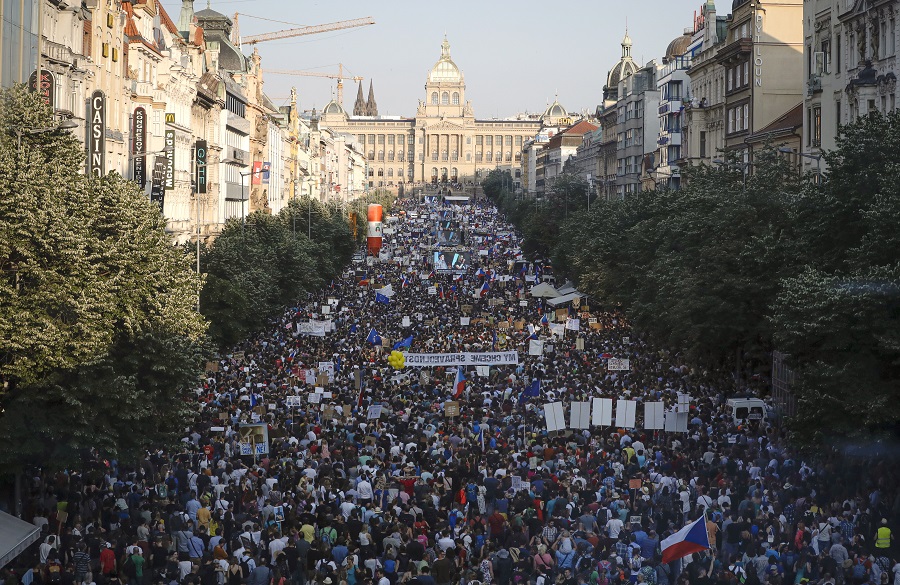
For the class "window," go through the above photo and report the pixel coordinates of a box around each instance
[368,134,375,144]
[667,81,683,100]
[728,68,734,91]
[743,61,749,86]
[891,19,896,56]
[388,135,394,145]
[387,168,393,177]
[378,149,384,161]
[821,39,831,74]
[358,134,365,144]
[112,47,118,62]
[700,130,707,158]
[431,92,438,105]
[835,100,841,133]
[388,150,394,161]
[102,42,109,58]
[452,92,460,105]
[398,151,404,162]
[441,92,449,105]
[377,168,383,177]
[486,151,492,162]
[378,135,385,144]
[505,136,512,146]
[743,104,750,129]
[515,136,522,146]
[398,167,404,177]
[485,136,492,147]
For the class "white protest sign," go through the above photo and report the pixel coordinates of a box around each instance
[285,395,303,407]
[402,316,411,328]
[308,393,321,404]
[570,401,591,430]
[592,398,613,426]
[644,401,665,430]
[607,358,631,371]
[460,317,471,326]
[565,318,581,331]
[476,365,490,377]
[529,339,544,356]
[550,323,565,338]
[320,305,331,315]
[428,286,437,295]
[544,401,566,432]
[305,369,316,385]
[367,405,383,419]
[318,362,335,382]
[615,399,637,428]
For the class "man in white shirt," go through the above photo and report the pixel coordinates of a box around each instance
[437,532,456,552]
[357,475,374,504]
[606,517,624,539]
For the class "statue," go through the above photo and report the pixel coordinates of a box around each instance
[857,21,867,61]
[871,19,880,57]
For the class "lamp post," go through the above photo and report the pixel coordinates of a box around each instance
[778,146,823,179]
[10,119,78,151]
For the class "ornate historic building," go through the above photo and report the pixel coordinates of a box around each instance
[321,36,551,188]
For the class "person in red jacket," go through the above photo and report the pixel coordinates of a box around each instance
[99,542,116,577]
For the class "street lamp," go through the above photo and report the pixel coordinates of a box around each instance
[778,146,823,178]
[10,119,78,151]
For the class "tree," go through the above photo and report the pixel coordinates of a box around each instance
[200,197,358,348]
[0,85,207,469]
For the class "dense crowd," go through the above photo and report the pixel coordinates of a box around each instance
[5,198,900,585]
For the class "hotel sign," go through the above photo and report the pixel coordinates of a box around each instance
[87,90,106,176]
[132,107,147,188]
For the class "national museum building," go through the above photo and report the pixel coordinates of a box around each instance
[320,37,570,186]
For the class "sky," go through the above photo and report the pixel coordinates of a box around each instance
[166,0,710,118]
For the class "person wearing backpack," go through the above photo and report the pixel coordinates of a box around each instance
[122,546,144,585]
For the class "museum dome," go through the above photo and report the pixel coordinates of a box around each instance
[323,99,346,116]
[428,36,463,83]
[543,98,568,120]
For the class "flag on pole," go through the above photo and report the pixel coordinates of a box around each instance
[518,378,540,405]
[660,516,711,564]
[540,313,549,325]
[402,276,410,288]
[393,335,414,350]
[479,282,490,297]
[366,328,382,345]
[250,393,259,407]
[454,366,466,398]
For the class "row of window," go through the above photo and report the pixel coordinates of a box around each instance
[367,151,407,162]
[617,100,645,123]
[727,61,750,93]
[430,91,461,105]
[353,134,525,148]
[616,156,642,176]
[617,129,644,148]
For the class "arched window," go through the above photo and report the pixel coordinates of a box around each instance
[466,153,471,162]
[486,151,492,162]
[387,168,393,177]
[377,168,384,177]
[378,150,384,161]
[506,151,512,162]
[431,92,438,105]
[451,167,458,180]
[452,92,460,105]
[431,167,438,178]
[398,151,404,161]
[398,167,404,177]
[441,92,449,105]
[388,150,394,161]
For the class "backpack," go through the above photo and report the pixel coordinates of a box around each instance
[239,558,252,578]
[123,556,137,579]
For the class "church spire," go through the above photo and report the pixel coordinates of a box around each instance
[177,0,195,37]
[353,81,367,116]
[366,80,378,117]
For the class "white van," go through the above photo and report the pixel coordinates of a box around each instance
[726,398,768,425]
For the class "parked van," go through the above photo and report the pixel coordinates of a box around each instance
[726,398,768,425]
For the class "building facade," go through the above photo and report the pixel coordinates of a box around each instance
[321,37,547,189]
[0,0,39,88]
[654,30,700,189]
[802,0,898,174]
[615,60,660,198]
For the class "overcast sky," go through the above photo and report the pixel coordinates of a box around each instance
[170,0,710,117]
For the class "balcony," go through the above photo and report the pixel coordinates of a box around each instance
[807,76,822,96]
[43,39,81,66]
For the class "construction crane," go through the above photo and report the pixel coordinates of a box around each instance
[266,64,362,108]
[231,15,375,48]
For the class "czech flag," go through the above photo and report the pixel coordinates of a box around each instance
[660,516,710,564]
[479,282,490,297]
[541,313,549,325]
[402,276,409,288]
[454,366,466,398]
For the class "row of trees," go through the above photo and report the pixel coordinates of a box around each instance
[0,86,365,470]
[487,113,900,445]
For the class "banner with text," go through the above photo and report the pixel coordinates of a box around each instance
[404,351,519,368]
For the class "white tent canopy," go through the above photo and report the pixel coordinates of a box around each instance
[546,291,584,307]
[0,511,41,569]
[556,281,578,295]
[529,282,560,298]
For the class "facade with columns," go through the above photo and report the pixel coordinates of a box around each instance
[322,37,559,188]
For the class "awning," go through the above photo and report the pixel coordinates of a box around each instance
[0,511,42,568]
[546,291,584,307]
[529,282,561,298]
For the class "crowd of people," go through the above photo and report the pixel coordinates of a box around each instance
[5,197,900,585]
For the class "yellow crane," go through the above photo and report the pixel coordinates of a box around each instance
[266,64,362,108]
[231,15,375,48]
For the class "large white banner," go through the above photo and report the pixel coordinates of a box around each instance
[404,352,519,368]
[607,358,631,371]
[297,320,327,337]
[529,339,544,356]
